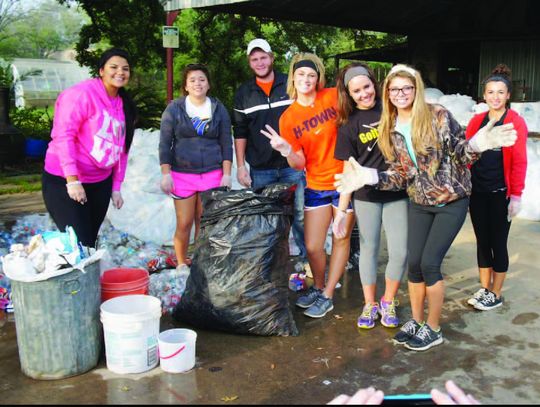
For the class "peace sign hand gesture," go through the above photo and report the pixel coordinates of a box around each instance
[260,124,292,157]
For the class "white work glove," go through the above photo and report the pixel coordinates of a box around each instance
[236,165,252,188]
[160,173,173,195]
[507,195,521,221]
[260,124,292,157]
[220,174,232,188]
[111,191,124,209]
[468,119,517,153]
[332,210,348,239]
[334,157,378,195]
[66,181,87,205]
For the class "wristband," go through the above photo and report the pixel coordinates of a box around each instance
[237,165,245,170]
[66,181,81,187]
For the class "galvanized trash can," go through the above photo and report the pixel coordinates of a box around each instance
[10,257,101,380]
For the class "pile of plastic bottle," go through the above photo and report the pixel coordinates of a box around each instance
[96,220,177,272]
[149,267,189,315]
[0,213,185,314]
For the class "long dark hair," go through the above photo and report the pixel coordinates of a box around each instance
[336,62,380,126]
[98,48,137,152]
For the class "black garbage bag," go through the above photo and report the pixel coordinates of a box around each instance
[173,183,299,336]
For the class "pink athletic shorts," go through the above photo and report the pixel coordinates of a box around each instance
[170,169,223,199]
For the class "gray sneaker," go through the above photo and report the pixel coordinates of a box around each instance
[405,324,443,351]
[467,288,488,306]
[304,293,334,318]
[393,319,422,345]
[296,286,322,309]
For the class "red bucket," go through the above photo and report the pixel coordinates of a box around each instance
[100,268,149,302]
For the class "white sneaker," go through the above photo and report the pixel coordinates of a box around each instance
[467,288,488,306]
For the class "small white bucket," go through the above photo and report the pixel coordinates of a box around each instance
[158,328,197,373]
[100,294,162,374]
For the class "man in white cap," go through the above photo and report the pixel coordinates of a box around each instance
[233,38,307,261]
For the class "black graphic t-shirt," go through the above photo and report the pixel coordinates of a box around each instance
[334,102,407,203]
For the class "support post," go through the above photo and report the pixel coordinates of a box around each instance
[166,10,180,103]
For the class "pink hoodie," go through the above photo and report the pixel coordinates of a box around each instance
[44,78,128,191]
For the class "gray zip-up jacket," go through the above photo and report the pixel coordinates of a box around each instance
[159,96,233,174]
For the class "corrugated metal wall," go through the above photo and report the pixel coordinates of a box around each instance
[479,40,540,101]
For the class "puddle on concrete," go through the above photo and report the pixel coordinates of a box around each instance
[512,312,539,325]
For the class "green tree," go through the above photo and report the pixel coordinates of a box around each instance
[0,0,87,58]
[0,0,22,44]
[56,1,404,127]
[58,0,166,74]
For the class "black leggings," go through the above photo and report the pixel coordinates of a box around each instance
[408,198,469,286]
[469,190,511,272]
[42,171,112,247]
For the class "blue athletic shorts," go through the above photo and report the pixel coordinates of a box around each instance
[304,188,353,211]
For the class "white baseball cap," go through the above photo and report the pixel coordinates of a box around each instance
[246,38,272,55]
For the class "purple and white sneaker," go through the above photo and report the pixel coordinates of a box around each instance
[357,303,379,329]
[379,297,399,328]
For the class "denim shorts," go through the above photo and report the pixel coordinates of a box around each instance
[304,188,353,211]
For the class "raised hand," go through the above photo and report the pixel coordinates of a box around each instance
[334,157,378,194]
[469,119,517,152]
[260,124,292,157]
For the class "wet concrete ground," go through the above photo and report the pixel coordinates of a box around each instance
[1,192,540,404]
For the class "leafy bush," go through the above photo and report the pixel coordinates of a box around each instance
[0,58,14,88]
[10,107,53,140]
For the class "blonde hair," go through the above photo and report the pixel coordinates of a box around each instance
[286,53,326,100]
[378,64,437,161]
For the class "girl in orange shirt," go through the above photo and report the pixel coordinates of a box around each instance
[261,53,355,319]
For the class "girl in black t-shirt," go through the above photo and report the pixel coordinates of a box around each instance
[334,63,409,331]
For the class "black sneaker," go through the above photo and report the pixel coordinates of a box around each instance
[474,290,503,311]
[404,324,443,351]
[393,319,422,345]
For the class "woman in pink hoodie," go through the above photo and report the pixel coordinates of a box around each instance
[42,48,137,247]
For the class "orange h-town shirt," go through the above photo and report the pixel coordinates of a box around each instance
[279,87,343,190]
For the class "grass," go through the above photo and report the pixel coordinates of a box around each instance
[0,159,43,195]
[0,174,42,195]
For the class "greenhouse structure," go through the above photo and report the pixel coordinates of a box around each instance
[11,58,91,108]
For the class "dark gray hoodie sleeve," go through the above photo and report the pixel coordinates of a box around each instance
[159,102,176,166]
[218,102,233,162]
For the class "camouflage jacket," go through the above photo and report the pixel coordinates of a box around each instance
[378,105,479,206]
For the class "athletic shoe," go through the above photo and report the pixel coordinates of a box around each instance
[296,286,322,309]
[393,319,422,345]
[467,288,488,306]
[304,293,334,318]
[404,324,443,351]
[357,303,379,329]
[474,290,503,311]
[379,297,400,328]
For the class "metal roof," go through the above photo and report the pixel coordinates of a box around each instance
[162,0,540,38]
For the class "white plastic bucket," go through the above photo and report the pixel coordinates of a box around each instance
[100,294,162,374]
[158,328,197,373]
